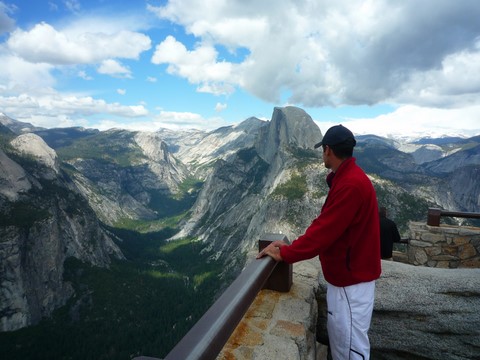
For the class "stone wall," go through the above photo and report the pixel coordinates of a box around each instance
[217,258,325,360]
[408,222,480,268]
[217,225,480,360]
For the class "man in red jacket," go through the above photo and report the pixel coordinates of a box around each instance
[257,124,381,360]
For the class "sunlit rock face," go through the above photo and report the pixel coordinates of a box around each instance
[0,146,123,331]
[1,106,479,333]
[0,149,32,201]
[10,133,60,176]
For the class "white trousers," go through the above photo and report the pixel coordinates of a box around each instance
[326,280,375,360]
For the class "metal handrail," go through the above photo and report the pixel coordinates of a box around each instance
[133,234,292,360]
[427,207,480,226]
[165,254,276,359]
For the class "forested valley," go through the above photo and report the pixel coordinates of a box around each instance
[0,224,226,359]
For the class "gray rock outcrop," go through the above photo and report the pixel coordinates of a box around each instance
[255,106,321,164]
[316,260,480,360]
[0,149,32,201]
[10,133,59,175]
[171,106,324,275]
[0,144,123,331]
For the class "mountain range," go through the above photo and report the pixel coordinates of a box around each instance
[0,107,479,332]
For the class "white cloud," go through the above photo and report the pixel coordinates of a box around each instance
[117,89,126,95]
[152,35,236,95]
[92,110,225,131]
[215,102,227,112]
[150,0,480,109]
[320,104,480,139]
[0,53,55,90]
[7,22,151,65]
[98,59,132,78]
[396,46,480,107]
[0,13,150,124]
[0,91,148,128]
[2,1,480,136]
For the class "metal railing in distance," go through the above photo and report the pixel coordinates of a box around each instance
[427,207,480,226]
[160,233,292,360]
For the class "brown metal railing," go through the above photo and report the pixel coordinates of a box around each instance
[134,234,292,360]
[427,207,480,226]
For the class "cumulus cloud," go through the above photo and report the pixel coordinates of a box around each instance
[152,35,236,95]
[0,53,55,90]
[98,59,132,78]
[0,10,153,127]
[150,0,480,108]
[0,91,148,128]
[395,46,480,108]
[318,104,480,139]
[2,0,480,135]
[7,22,151,65]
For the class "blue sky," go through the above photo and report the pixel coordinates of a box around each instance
[1,0,480,138]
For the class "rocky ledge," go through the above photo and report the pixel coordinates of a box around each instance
[221,256,480,360]
[317,260,480,360]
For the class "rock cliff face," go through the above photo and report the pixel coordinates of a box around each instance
[0,138,123,331]
[172,107,325,274]
[354,136,480,216]
[1,106,479,333]
[170,106,480,275]
[0,149,31,201]
[59,129,190,224]
[10,133,59,175]
[255,106,320,163]
[164,117,266,178]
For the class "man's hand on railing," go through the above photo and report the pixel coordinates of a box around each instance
[256,240,287,261]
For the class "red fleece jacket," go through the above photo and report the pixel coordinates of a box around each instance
[280,157,381,287]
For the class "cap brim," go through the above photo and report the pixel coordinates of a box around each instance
[314,141,323,149]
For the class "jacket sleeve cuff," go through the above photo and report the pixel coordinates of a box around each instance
[279,246,294,264]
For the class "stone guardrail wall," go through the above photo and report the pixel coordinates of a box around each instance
[216,222,480,359]
[217,257,324,360]
[408,222,480,268]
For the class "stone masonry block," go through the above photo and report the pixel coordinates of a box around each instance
[442,245,459,256]
[453,237,470,245]
[414,248,428,265]
[425,247,442,257]
[421,232,446,243]
[409,240,433,248]
[458,228,480,236]
[458,244,477,260]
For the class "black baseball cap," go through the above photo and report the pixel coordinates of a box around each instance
[314,124,356,149]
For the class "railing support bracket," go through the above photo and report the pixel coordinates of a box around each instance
[259,234,292,292]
